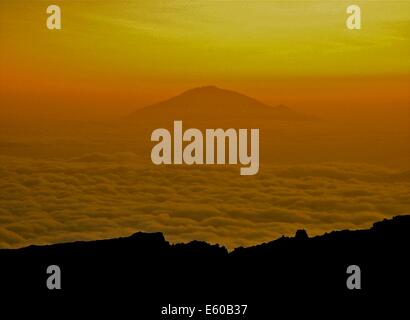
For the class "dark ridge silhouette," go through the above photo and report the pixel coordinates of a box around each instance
[127,86,315,125]
[1,215,408,316]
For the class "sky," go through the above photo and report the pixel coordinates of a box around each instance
[0,1,409,249]
[1,0,409,120]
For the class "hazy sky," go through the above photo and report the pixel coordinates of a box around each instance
[1,0,409,120]
[0,1,409,249]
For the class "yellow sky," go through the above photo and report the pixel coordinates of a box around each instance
[0,1,409,249]
[1,0,409,119]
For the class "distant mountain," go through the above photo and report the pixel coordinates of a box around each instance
[0,215,408,316]
[127,86,314,125]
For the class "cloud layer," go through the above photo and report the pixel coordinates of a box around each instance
[0,154,409,249]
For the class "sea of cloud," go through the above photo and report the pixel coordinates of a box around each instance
[0,153,409,249]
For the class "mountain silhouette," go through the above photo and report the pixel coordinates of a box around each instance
[0,215,408,317]
[127,86,313,126]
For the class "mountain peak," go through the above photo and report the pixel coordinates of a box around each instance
[127,86,316,124]
[183,85,220,93]
[176,85,254,101]
[129,86,302,122]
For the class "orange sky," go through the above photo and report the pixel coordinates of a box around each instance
[0,1,409,249]
[1,0,409,120]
